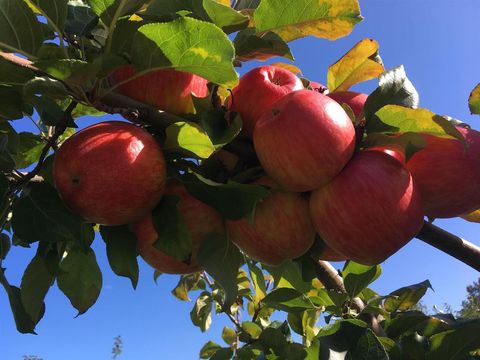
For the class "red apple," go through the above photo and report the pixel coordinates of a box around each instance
[307,81,328,94]
[310,151,424,265]
[315,238,348,262]
[254,89,356,192]
[229,65,304,138]
[328,91,368,118]
[226,178,315,266]
[365,146,406,164]
[406,126,480,218]
[131,181,225,274]
[53,121,167,226]
[109,65,209,115]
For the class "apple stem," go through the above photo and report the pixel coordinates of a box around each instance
[417,222,480,272]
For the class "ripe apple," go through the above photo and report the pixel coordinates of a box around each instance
[109,65,209,115]
[364,146,406,164]
[229,65,304,138]
[54,121,166,226]
[226,178,315,266]
[406,126,480,218]
[131,181,225,274]
[315,238,348,262]
[306,81,328,94]
[253,89,355,192]
[328,91,368,118]
[310,151,424,265]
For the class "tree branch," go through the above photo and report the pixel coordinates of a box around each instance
[417,221,480,272]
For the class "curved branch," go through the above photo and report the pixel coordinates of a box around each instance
[417,221,480,272]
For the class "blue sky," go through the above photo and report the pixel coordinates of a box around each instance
[1,1,480,359]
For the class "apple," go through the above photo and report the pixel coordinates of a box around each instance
[226,177,315,266]
[253,89,355,192]
[131,181,225,274]
[109,65,209,115]
[328,91,368,118]
[365,146,406,164]
[315,238,348,262]
[229,65,304,138]
[310,151,424,265]
[406,126,480,218]
[306,81,328,94]
[54,121,166,226]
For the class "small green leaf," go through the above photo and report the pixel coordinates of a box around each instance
[64,2,99,36]
[0,86,25,120]
[468,83,480,115]
[342,261,381,299]
[247,262,267,306]
[384,280,433,313]
[164,121,216,159]
[222,326,237,346]
[0,0,44,56]
[210,348,234,360]
[30,96,72,127]
[190,291,213,332]
[25,0,68,32]
[20,254,54,323]
[34,59,100,86]
[87,0,145,27]
[99,225,139,289]
[131,17,238,88]
[14,132,44,169]
[262,288,318,313]
[23,76,70,100]
[364,65,419,122]
[263,261,311,293]
[199,109,242,149]
[171,272,203,301]
[328,38,384,92]
[197,233,242,307]
[182,173,270,220]
[57,248,102,315]
[234,28,293,62]
[242,321,262,339]
[254,0,362,42]
[200,340,222,359]
[151,195,192,263]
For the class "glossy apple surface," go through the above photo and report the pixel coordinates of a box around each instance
[229,65,304,138]
[254,89,355,192]
[131,181,225,274]
[109,65,209,115]
[54,121,166,226]
[226,178,315,266]
[310,151,424,265]
[328,91,368,118]
[406,126,480,218]
[365,146,406,164]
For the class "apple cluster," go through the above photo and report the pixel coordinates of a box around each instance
[52,65,480,275]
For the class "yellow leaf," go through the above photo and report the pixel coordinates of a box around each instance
[270,62,302,75]
[213,0,231,6]
[469,83,480,115]
[328,38,384,92]
[461,209,480,223]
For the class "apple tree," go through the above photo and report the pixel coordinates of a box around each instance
[0,0,480,359]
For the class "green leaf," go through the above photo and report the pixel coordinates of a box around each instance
[197,233,242,307]
[23,76,70,100]
[99,225,139,289]
[342,261,381,299]
[384,280,432,312]
[0,122,19,171]
[0,57,35,85]
[364,65,419,122]
[182,173,270,220]
[57,248,102,315]
[0,86,25,120]
[242,321,262,339]
[200,340,222,359]
[235,0,260,11]
[30,96,72,127]
[20,254,54,323]
[0,233,10,260]
[384,311,453,340]
[14,132,44,169]
[262,288,319,313]
[247,262,267,306]
[190,291,213,332]
[25,0,68,32]
[328,38,384,93]
[222,326,237,346]
[263,261,311,294]
[151,195,192,262]
[254,0,362,42]
[371,105,464,141]
[164,121,216,159]
[34,59,100,86]
[171,272,203,301]
[469,83,480,115]
[12,183,94,246]
[427,319,480,360]
[199,109,242,149]
[87,0,145,27]
[233,28,293,62]
[257,324,307,359]
[64,1,99,36]
[0,0,44,56]
[131,17,238,88]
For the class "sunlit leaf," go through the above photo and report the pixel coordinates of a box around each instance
[384,280,432,312]
[234,28,293,62]
[164,121,216,159]
[468,83,480,115]
[342,261,381,299]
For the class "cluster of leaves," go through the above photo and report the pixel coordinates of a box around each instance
[0,0,479,359]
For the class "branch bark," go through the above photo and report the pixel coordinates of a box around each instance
[417,221,480,272]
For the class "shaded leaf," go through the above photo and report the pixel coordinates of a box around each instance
[171,272,203,301]
[199,109,242,149]
[469,83,480,115]
[190,291,213,332]
[25,0,68,32]
[164,121,216,159]
[34,59,100,86]
[200,340,222,359]
[0,86,25,120]
[234,28,293,62]
[64,2,99,36]
[100,225,139,289]
[254,0,362,42]
[0,233,10,260]
[0,56,35,85]
[23,76,70,100]
[57,248,102,315]
[262,288,318,313]
[247,262,267,306]
[222,326,237,346]
[87,0,145,27]
[263,261,311,294]
[211,348,234,360]
[198,233,242,307]
[384,280,432,312]
[461,209,480,223]
[328,38,384,92]
[14,132,44,169]
[342,261,381,299]
[242,321,262,339]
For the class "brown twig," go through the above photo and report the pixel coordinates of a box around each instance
[417,221,480,272]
